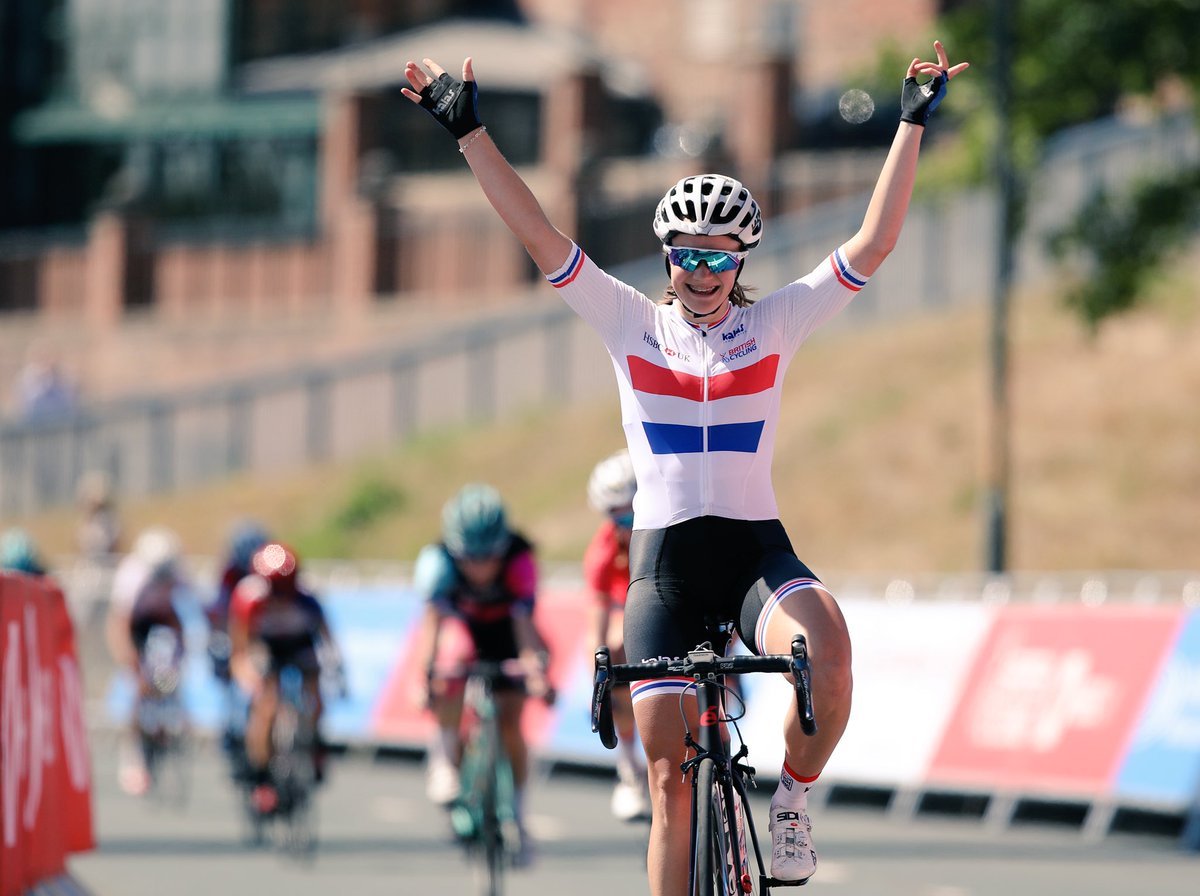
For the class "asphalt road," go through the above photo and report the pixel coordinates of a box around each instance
[71,733,1198,896]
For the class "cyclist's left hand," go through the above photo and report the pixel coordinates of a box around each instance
[526,673,556,706]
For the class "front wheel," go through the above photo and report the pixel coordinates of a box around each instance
[693,758,738,896]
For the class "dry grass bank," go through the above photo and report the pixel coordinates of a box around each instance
[11,255,1198,576]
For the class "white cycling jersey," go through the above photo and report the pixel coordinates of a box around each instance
[547,242,868,529]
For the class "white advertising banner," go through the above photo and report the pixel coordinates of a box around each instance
[738,599,995,787]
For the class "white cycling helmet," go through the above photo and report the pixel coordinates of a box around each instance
[587,449,637,513]
[652,173,763,249]
[133,526,181,576]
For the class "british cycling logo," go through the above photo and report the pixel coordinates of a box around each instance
[721,323,746,342]
[720,337,758,363]
[642,332,692,364]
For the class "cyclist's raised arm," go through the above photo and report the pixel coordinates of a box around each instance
[402,57,574,275]
[842,40,968,277]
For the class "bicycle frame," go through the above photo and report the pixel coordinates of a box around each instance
[451,661,521,896]
[592,633,816,895]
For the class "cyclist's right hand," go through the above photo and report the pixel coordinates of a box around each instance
[523,655,556,706]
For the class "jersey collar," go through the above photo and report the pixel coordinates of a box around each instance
[677,300,732,331]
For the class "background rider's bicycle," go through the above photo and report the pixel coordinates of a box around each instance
[592,626,817,896]
[241,663,320,857]
[446,658,551,896]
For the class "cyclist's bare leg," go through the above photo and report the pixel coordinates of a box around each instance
[302,673,324,727]
[634,693,700,896]
[759,584,852,776]
[496,690,528,790]
[246,678,280,769]
[428,681,465,764]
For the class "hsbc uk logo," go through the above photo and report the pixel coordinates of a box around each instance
[643,332,692,363]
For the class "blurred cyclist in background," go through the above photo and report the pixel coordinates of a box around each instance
[105,526,189,795]
[1,527,49,577]
[413,483,552,861]
[228,542,342,814]
[584,450,649,822]
[206,520,271,759]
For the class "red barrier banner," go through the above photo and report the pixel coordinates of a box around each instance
[926,604,1184,796]
[0,573,94,896]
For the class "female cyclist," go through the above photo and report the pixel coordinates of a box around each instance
[413,483,552,863]
[584,449,648,822]
[404,41,968,893]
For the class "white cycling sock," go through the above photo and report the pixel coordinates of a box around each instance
[616,739,643,778]
[771,759,815,810]
[429,726,458,765]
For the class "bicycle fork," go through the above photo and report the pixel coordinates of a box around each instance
[685,677,755,895]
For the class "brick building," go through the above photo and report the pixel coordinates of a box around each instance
[0,1,945,403]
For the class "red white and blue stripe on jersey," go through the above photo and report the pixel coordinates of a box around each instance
[830,247,867,291]
[627,352,780,454]
[545,241,867,528]
[548,244,585,289]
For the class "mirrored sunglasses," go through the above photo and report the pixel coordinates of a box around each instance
[663,245,748,274]
[609,510,634,530]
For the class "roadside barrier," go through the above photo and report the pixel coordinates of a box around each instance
[1,573,94,896]
[97,577,1200,845]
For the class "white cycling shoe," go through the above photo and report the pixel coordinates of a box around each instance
[610,778,650,822]
[768,804,817,882]
[425,756,461,806]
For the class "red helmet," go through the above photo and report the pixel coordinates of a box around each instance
[251,542,299,592]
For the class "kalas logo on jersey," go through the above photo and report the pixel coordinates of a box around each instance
[720,337,758,363]
[643,332,692,363]
[721,323,746,342]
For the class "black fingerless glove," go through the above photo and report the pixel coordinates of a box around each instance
[900,71,948,127]
[419,72,483,140]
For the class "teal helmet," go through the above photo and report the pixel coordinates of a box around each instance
[1,528,46,575]
[441,484,511,560]
[228,520,271,571]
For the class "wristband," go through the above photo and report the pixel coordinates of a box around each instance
[458,125,488,154]
[900,71,948,127]
[419,72,483,140]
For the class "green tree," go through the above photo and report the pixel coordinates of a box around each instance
[942,0,1200,328]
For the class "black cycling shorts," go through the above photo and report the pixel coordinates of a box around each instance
[262,633,321,676]
[622,516,821,663]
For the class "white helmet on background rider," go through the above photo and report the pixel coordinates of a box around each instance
[133,526,182,579]
[587,449,637,514]
[652,173,764,250]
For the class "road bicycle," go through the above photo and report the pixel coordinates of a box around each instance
[446,659,550,896]
[592,625,817,895]
[242,663,320,857]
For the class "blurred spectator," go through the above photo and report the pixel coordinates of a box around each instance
[76,470,122,562]
[0,528,49,577]
[12,344,79,423]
